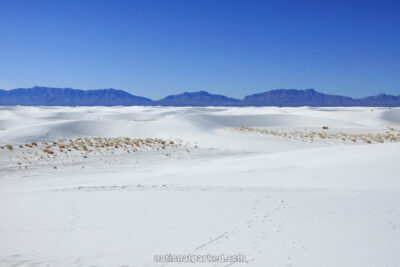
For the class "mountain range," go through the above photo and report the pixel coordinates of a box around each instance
[0,86,399,107]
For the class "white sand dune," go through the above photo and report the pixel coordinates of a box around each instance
[381,108,400,122]
[0,106,400,267]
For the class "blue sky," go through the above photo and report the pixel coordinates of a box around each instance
[0,0,399,99]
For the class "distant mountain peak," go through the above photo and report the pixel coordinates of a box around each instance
[0,86,152,106]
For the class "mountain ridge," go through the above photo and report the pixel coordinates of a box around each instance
[157,91,241,106]
[0,86,399,107]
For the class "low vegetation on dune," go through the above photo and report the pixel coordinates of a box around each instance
[0,137,183,160]
[233,124,400,144]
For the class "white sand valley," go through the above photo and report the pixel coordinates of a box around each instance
[0,106,400,266]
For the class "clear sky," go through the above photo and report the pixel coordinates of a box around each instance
[0,0,399,99]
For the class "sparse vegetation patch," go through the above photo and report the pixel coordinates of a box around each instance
[233,124,400,144]
[1,137,183,161]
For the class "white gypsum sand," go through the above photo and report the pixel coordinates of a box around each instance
[0,106,400,266]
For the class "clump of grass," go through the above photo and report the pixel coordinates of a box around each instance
[43,149,54,154]
[6,144,13,151]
